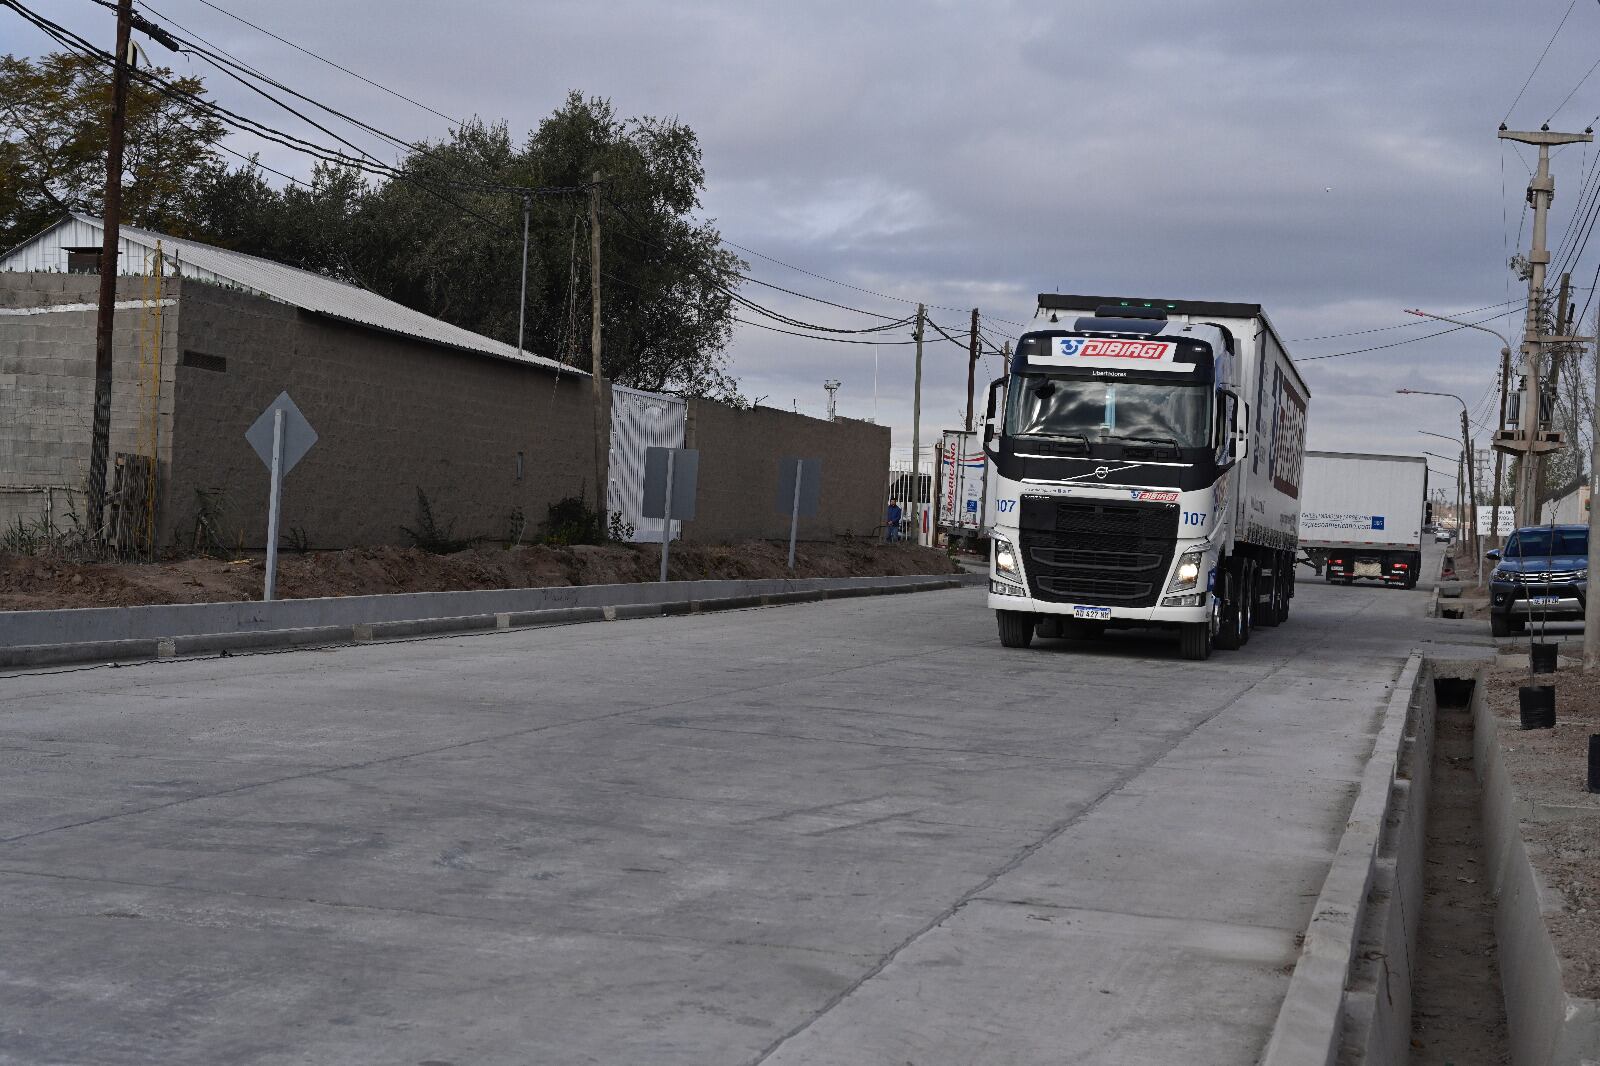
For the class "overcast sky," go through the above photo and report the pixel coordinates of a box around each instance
[18,0,1600,478]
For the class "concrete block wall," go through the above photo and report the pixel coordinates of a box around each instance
[682,401,890,542]
[165,281,604,550]
[0,272,179,534]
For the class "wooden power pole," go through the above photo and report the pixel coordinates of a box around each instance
[588,173,608,517]
[87,0,134,542]
[964,307,979,432]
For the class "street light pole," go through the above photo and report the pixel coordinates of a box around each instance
[1398,389,1480,571]
[1406,309,1514,548]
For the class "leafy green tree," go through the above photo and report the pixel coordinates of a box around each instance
[1,56,743,399]
[0,51,226,248]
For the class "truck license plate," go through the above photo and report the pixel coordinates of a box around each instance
[1354,562,1382,578]
[1530,595,1561,605]
[1072,605,1112,621]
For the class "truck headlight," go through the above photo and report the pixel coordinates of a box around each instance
[994,536,1021,578]
[1168,548,1206,592]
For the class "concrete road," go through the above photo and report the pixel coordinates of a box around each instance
[0,572,1477,1065]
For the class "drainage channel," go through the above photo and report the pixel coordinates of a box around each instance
[1408,675,1510,1064]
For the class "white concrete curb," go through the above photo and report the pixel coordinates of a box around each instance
[1472,674,1600,1064]
[1259,653,1424,1066]
[0,574,982,669]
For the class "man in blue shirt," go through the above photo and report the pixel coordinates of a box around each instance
[886,501,902,542]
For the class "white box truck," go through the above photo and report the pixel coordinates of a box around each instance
[982,294,1310,660]
[1299,451,1428,587]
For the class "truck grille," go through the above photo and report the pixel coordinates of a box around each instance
[1018,496,1179,606]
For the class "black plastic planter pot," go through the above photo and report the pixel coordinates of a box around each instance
[1531,641,1560,674]
[1520,685,1556,729]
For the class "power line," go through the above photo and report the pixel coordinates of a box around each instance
[733,316,919,345]
[177,0,463,128]
[1504,0,1578,124]
[1294,306,1527,363]
[1287,299,1523,343]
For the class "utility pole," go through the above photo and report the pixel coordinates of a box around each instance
[1460,406,1480,569]
[1492,346,1510,547]
[964,307,980,432]
[1586,297,1600,668]
[517,194,530,356]
[87,0,134,543]
[1499,125,1593,527]
[911,303,925,544]
[588,173,607,514]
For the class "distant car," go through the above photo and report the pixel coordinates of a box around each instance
[1487,524,1588,637]
[1434,528,1454,543]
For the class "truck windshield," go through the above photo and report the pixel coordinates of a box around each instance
[1505,529,1588,556]
[1004,375,1211,448]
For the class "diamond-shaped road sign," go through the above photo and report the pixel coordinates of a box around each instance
[246,391,318,474]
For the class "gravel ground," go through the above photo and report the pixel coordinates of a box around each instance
[1483,662,1600,999]
[0,540,962,611]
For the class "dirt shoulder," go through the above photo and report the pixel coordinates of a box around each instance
[0,540,964,612]
[1482,663,1600,999]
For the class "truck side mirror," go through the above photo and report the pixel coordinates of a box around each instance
[1485,548,1502,561]
[983,377,1005,451]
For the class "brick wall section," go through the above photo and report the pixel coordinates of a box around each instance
[0,273,179,534]
[2,271,888,550]
[683,400,889,542]
[166,281,604,550]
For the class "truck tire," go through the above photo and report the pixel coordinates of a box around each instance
[1214,567,1244,650]
[997,610,1035,648]
[1490,614,1511,637]
[1179,621,1211,660]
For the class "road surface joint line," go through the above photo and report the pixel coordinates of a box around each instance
[747,647,1322,1065]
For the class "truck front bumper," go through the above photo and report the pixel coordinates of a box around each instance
[987,580,1212,626]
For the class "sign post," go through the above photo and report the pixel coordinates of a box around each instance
[774,457,821,571]
[643,446,698,581]
[245,392,317,602]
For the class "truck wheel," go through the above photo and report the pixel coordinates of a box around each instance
[997,610,1035,648]
[1490,614,1510,637]
[1179,622,1211,660]
[1214,568,1243,650]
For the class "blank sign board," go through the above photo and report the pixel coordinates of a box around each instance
[642,447,698,520]
[245,391,318,474]
[775,457,821,517]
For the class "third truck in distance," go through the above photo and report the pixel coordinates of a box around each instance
[1298,451,1428,588]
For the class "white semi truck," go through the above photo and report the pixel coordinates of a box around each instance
[1298,451,1428,587]
[983,294,1311,660]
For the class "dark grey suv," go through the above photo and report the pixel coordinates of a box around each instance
[1486,524,1588,637]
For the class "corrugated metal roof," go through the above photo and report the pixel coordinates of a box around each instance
[4,213,577,375]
